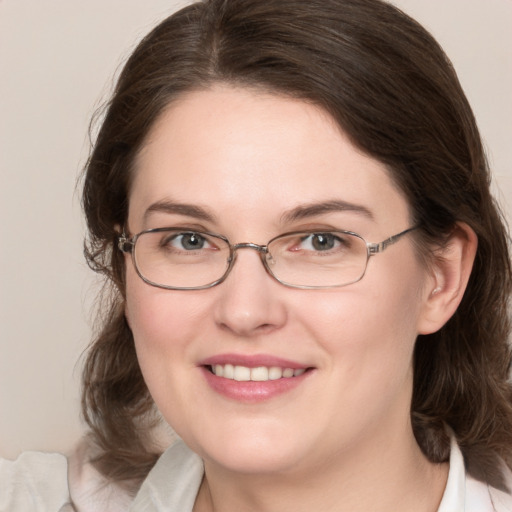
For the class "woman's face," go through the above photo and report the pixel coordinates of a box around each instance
[125,86,434,476]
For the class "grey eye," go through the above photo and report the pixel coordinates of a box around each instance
[164,232,208,250]
[301,233,340,251]
[312,233,336,251]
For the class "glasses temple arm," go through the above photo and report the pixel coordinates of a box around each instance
[118,234,134,253]
[367,226,419,254]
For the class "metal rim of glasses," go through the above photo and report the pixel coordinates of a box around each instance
[117,226,418,291]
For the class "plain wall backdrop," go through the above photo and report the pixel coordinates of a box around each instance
[1,0,511,459]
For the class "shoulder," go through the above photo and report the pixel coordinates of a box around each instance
[466,475,512,512]
[67,436,202,512]
[0,451,71,512]
[464,447,512,512]
[130,439,204,511]
[440,438,512,512]
[0,443,135,512]
[487,464,512,512]
[67,439,134,512]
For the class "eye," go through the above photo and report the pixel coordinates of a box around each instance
[299,233,342,252]
[163,232,211,251]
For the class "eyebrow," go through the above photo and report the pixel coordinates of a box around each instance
[144,199,216,223]
[281,200,374,224]
[143,198,373,225]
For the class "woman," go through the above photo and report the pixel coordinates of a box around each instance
[2,0,512,510]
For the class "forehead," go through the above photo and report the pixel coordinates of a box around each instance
[129,86,410,234]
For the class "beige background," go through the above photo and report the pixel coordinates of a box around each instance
[1,0,511,459]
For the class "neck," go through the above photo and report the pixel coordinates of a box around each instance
[193,426,448,512]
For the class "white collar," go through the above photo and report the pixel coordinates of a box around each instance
[129,440,203,512]
[432,436,512,512]
[437,436,468,511]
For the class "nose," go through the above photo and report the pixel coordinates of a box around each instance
[213,246,287,337]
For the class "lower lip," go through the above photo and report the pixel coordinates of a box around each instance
[200,366,311,402]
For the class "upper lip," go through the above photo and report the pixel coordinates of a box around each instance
[199,353,310,369]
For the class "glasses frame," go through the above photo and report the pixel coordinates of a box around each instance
[118,226,418,291]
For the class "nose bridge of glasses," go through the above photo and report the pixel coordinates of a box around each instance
[231,242,268,260]
[228,242,272,267]
[232,242,268,253]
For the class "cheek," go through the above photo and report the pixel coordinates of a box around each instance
[127,293,194,350]
[125,264,202,348]
[296,258,426,382]
[298,278,422,345]
[124,270,210,430]
[124,264,205,401]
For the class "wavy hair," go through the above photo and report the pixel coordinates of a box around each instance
[81,0,512,491]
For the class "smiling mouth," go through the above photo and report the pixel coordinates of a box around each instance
[208,364,309,382]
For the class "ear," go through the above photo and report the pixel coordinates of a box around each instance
[417,222,478,335]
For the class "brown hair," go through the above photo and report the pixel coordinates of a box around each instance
[81,0,512,491]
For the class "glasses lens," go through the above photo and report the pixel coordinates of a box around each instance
[266,231,368,288]
[134,229,230,289]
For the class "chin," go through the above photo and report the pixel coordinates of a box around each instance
[205,446,304,475]
[182,424,310,475]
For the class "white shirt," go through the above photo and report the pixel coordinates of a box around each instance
[1,438,511,511]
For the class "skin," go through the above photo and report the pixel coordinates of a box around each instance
[124,86,458,512]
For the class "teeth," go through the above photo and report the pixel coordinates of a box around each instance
[234,366,251,381]
[269,367,283,380]
[283,368,294,378]
[251,366,269,381]
[210,364,307,381]
[223,364,234,379]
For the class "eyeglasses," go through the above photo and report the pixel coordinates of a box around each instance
[118,226,418,290]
